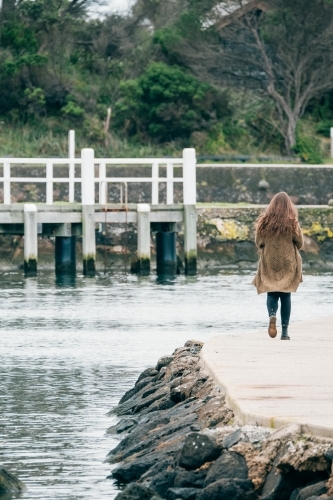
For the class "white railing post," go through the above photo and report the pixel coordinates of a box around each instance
[330,128,333,159]
[24,203,38,276]
[46,161,53,204]
[183,148,196,205]
[81,148,95,205]
[68,130,75,203]
[81,148,96,276]
[166,162,173,205]
[99,162,107,205]
[3,162,10,204]
[152,162,159,204]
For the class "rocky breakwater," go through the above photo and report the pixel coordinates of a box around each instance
[0,468,25,498]
[107,341,333,500]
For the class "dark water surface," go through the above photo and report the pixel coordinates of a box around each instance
[0,270,333,499]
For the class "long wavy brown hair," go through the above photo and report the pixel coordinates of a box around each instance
[255,192,299,237]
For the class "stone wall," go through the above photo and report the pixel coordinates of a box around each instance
[195,206,333,270]
[196,166,333,205]
[3,165,333,205]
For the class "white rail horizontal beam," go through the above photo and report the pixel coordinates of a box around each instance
[0,158,82,164]
[0,158,183,165]
[197,163,333,169]
[0,177,184,183]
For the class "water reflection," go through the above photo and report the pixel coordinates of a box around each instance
[0,269,333,499]
[55,275,77,288]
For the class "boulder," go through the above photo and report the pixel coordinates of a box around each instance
[260,443,314,500]
[184,340,203,350]
[196,478,255,500]
[149,470,176,497]
[0,469,25,495]
[204,451,248,486]
[116,418,138,434]
[307,497,333,500]
[137,368,159,384]
[266,424,301,443]
[156,356,174,371]
[179,433,221,470]
[324,449,333,462]
[222,429,243,449]
[174,469,206,488]
[112,453,160,482]
[115,483,162,500]
[167,487,199,499]
[296,481,327,500]
[141,457,175,482]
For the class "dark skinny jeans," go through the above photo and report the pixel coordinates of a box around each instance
[267,292,291,326]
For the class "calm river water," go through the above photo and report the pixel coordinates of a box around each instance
[1,269,333,500]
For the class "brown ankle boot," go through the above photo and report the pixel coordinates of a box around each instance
[268,316,277,338]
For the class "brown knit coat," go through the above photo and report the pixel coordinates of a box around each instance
[252,223,304,294]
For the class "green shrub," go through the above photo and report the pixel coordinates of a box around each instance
[115,62,230,142]
[294,134,323,164]
[61,101,85,118]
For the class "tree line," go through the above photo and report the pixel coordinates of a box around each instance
[1,0,333,160]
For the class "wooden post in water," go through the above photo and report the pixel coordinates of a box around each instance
[136,203,151,275]
[81,148,96,276]
[24,204,38,277]
[183,148,197,275]
[55,224,76,275]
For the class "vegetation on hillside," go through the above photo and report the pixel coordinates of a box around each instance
[1,0,333,161]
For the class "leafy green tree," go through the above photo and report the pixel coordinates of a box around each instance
[115,62,230,142]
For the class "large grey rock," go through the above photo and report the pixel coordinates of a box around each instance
[149,470,176,497]
[307,497,333,500]
[115,483,162,500]
[179,433,221,470]
[222,429,243,449]
[174,469,206,488]
[112,453,160,482]
[296,481,327,500]
[137,367,159,384]
[119,370,158,404]
[107,414,170,462]
[141,457,175,481]
[183,340,203,351]
[204,451,248,486]
[324,448,333,462]
[196,478,255,500]
[0,468,25,495]
[156,356,174,371]
[261,468,301,500]
[167,487,199,500]
[116,418,139,434]
[266,424,301,443]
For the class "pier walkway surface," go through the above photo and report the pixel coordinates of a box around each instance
[201,315,333,438]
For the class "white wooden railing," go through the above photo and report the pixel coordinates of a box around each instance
[0,148,197,206]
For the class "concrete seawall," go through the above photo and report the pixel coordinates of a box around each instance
[2,204,333,271]
[201,315,333,439]
[0,205,332,270]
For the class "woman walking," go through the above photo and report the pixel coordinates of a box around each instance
[252,192,303,340]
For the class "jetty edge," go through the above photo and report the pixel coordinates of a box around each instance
[106,340,333,500]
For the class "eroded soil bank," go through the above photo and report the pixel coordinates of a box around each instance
[108,340,333,500]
